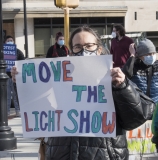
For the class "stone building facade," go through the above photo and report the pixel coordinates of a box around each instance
[2,0,158,57]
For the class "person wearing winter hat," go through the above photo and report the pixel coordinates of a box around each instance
[122,38,158,152]
[46,32,69,58]
[135,39,157,65]
[123,39,157,95]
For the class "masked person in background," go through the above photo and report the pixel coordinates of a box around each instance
[5,35,25,116]
[11,26,155,160]
[111,24,134,68]
[46,32,69,58]
[122,39,158,152]
[123,39,158,103]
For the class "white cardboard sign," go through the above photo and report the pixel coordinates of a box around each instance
[15,55,116,137]
[127,120,157,158]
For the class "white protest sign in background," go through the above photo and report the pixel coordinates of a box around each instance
[16,55,116,137]
[127,120,157,160]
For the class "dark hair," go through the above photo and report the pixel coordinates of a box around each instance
[113,24,125,37]
[4,35,14,43]
[56,32,63,40]
[69,25,107,54]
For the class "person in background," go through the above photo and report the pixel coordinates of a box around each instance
[46,32,69,58]
[11,26,155,160]
[111,24,134,68]
[5,35,25,117]
[122,39,158,152]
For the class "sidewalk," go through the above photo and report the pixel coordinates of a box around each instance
[0,109,40,160]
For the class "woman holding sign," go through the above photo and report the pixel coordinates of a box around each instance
[11,26,155,160]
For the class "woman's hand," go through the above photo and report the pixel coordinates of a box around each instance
[111,68,125,87]
[11,66,18,83]
[129,43,136,57]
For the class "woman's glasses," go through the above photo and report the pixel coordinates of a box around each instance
[72,43,98,54]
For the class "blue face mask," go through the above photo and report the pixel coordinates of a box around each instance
[6,41,14,45]
[143,54,156,65]
[58,40,64,46]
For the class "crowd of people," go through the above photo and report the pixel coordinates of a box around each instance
[6,24,158,159]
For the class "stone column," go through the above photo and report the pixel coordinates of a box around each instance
[14,18,35,58]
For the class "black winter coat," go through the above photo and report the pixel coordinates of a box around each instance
[46,43,69,58]
[45,79,155,160]
[16,48,25,61]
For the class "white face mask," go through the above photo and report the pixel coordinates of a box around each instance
[111,32,116,38]
[73,49,97,56]
[143,54,156,65]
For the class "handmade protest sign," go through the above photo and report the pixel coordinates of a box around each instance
[127,104,158,159]
[15,55,116,137]
[127,120,157,159]
[3,44,17,72]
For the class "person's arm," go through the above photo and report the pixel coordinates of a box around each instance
[46,46,53,58]
[17,49,25,60]
[129,43,136,57]
[122,56,135,79]
[11,66,18,83]
[112,79,155,130]
[122,43,136,79]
